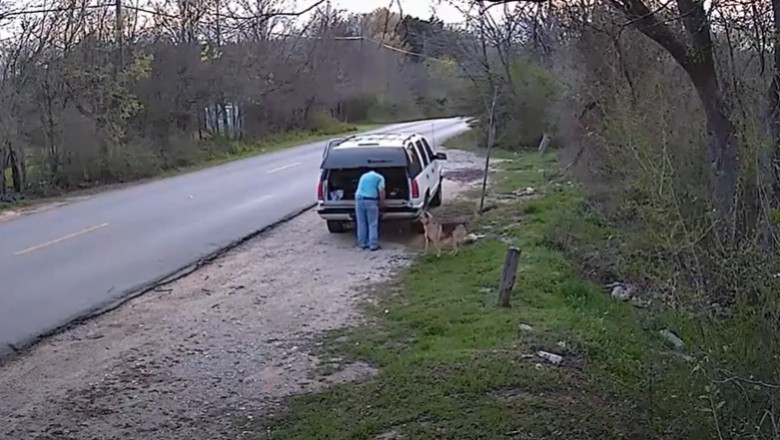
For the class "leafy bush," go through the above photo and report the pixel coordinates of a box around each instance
[305,110,353,135]
[458,58,561,150]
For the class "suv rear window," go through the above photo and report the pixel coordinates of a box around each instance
[321,147,408,169]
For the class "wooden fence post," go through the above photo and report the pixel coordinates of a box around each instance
[538,133,550,155]
[497,247,521,307]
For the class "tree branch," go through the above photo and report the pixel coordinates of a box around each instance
[607,0,692,68]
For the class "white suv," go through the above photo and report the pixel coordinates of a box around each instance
[316,132,447,233]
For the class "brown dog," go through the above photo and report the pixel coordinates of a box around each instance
[419,210,467,257]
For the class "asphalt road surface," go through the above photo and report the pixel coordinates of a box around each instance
[0,117,471,357]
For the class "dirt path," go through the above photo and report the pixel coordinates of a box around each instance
[0,148,484,440]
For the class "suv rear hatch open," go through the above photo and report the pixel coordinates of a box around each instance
[317,146,418,219]
[325,167,409,201]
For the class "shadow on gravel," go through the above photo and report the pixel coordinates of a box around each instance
[323,204,478,252]
[324,221,424,248]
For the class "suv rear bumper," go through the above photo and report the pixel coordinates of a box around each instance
[317,205,423,222]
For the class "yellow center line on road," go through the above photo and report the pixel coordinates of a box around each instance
[14,222,109,256]
[267,162,301,174]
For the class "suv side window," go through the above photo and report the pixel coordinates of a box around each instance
[405,144,423,177]
[420,138,435,162]
[415,140,430,167]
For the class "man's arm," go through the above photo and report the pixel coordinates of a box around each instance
[377,175,386,208]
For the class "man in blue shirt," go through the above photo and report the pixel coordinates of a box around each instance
[355,169,385,251]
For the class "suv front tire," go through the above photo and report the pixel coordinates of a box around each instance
[429,180,443,207]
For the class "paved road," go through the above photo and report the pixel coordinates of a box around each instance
[0,117,471,356]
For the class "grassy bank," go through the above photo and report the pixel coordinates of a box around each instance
[260,138,730,439]
[0,123,379,212]
[160,123,381,174]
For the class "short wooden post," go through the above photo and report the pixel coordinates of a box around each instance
[497,247,521,307]
[537,133,550,155]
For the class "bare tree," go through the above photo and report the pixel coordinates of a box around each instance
[0,0,445,194]
[438,0,780,436]
[475,0,739,241]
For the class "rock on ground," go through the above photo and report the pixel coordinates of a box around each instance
[0,147,485,440]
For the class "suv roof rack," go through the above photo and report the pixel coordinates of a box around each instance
[337,134,359,145]
[341,132,417,145]
[321,134,358,162]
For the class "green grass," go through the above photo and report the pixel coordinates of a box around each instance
[173,124,381,172]
[442,128,480,151]
[258,143,724,439]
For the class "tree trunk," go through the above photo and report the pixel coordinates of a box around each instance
[759,0,780,252]
[612,0,741,241]
[9,148,23,193]
[690,70,739,241]
[0,145,7,197]
[677,0,740,241]
[220,102,229,138]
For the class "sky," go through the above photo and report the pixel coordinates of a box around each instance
[0,0,472,40]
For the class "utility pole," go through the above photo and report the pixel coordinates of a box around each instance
[479,86,499,214]
[359,14,365,94]
[215,0,221,47]
[115,0,123,74]
[325,0,332,38]
[215,0,230,137]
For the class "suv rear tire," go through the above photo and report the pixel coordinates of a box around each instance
[429,181,442,207]
[326,220,347,233]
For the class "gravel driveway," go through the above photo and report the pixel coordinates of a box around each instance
[0,148,484,440]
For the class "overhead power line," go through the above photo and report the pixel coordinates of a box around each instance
[0,0,325,21]
[268,32,457,64]
[0,1,458,65]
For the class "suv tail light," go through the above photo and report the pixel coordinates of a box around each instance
[317,180,324,200]
[411,179,419,199]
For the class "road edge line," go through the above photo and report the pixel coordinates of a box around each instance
[0,202,317,363]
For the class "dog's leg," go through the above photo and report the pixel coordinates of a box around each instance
[451,237,459,256]
[436,231,442,257]
[424,233,429,254]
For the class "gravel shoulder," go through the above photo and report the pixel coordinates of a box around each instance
[0,148,484,440]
